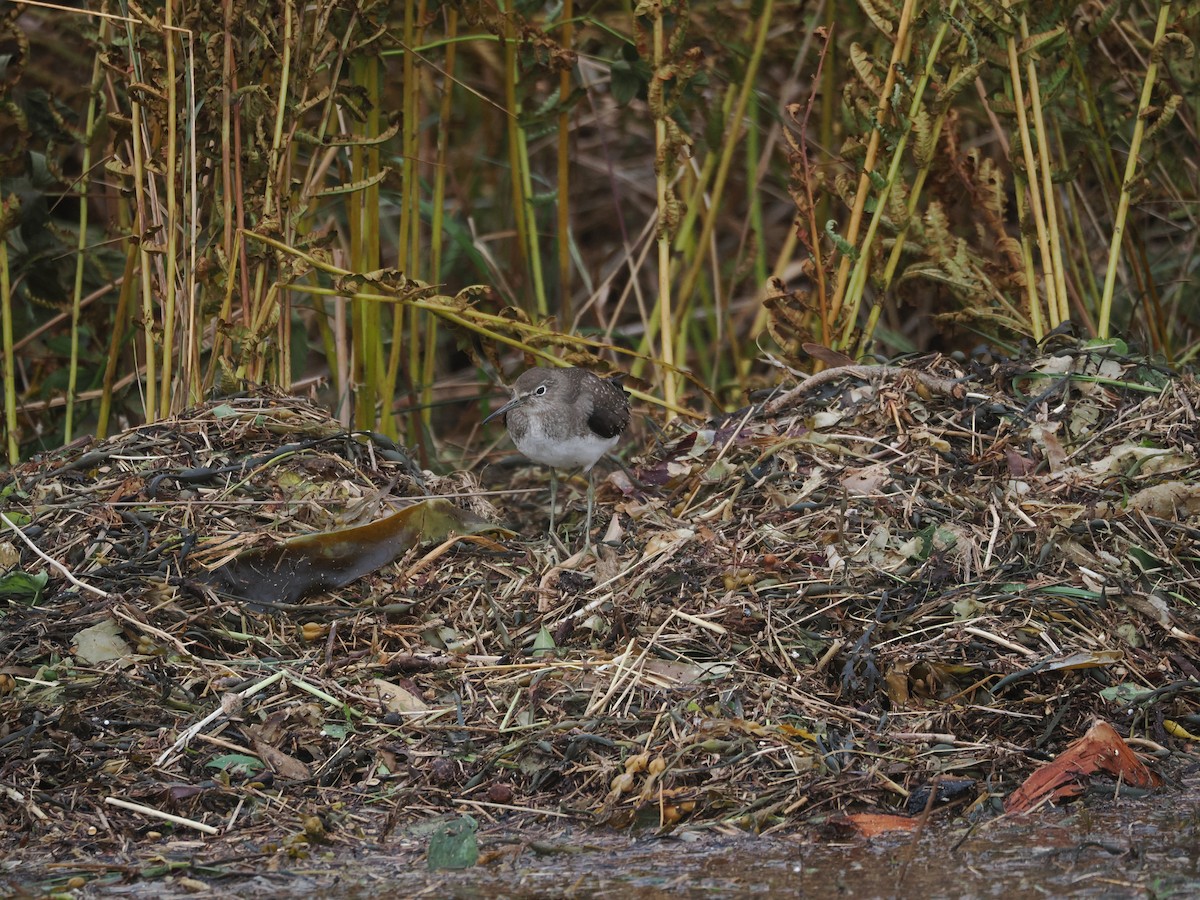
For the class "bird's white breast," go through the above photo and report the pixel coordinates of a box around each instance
[511,415,618,471]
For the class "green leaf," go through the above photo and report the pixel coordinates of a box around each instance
[0,570,47,603]
[1127,546,1166,574]
[313,166,392,198]
[1100,683,1155,706]
[611,61,641,106]
[426,815,478,870]
[206,753,266,778]
[610,45,650,107]
[532,625,556,658]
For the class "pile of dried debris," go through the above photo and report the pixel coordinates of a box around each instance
[2,348,1197,881]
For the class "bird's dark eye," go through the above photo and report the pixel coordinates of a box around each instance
[535,385,547,395]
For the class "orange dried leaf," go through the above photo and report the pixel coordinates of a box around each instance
[1005,720,1161,814]
[832,813,921,838]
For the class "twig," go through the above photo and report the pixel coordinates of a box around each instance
[964,626,1038,658]
[761,365,967,417]
[155,670,286,767]
[104,796,219,835]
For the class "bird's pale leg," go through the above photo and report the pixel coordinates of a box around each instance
[548,468,558,537]
[584,469,596,550]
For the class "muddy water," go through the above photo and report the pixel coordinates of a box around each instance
[352,791,1200,899]
[18,782,1200,898]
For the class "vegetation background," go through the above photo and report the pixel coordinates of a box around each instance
[0,0,1196,466]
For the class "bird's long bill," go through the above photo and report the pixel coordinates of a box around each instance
[482,395,521,426]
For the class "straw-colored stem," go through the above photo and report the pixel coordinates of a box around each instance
[272,1,294,390]
[205,0,238,388]
[1003,2,1054,335]
[1017,10,1069,327]
[180,28,201,407]
[130,98,157,421]
[652,11,676,411]
[159,0,179,418]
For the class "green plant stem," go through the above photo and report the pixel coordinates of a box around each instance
[1070,53,1161,351]
[430,12,456,287]
[858,12,965,353]
[398,0,417,437]
[671,128,721,260]
[840,2,948,350]
[0,239,15,463]
[415,0,440,439]
[349,53,381,432]
[1098,1,1172,338]
[1012,176,1044,340]
[1055,121,1099,330]
[97,248,138,440]
[516,125,546,315]
[675,0,774,321]
[556,0,574,320]
[829,0,918,344]
[67,36,106,442]
[501,3,546,316]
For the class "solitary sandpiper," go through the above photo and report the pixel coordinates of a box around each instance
[484,367,630,542]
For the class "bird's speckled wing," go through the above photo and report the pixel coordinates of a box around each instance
[587,377,630,440]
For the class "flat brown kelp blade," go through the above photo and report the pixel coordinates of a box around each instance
[205,498,499,605]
